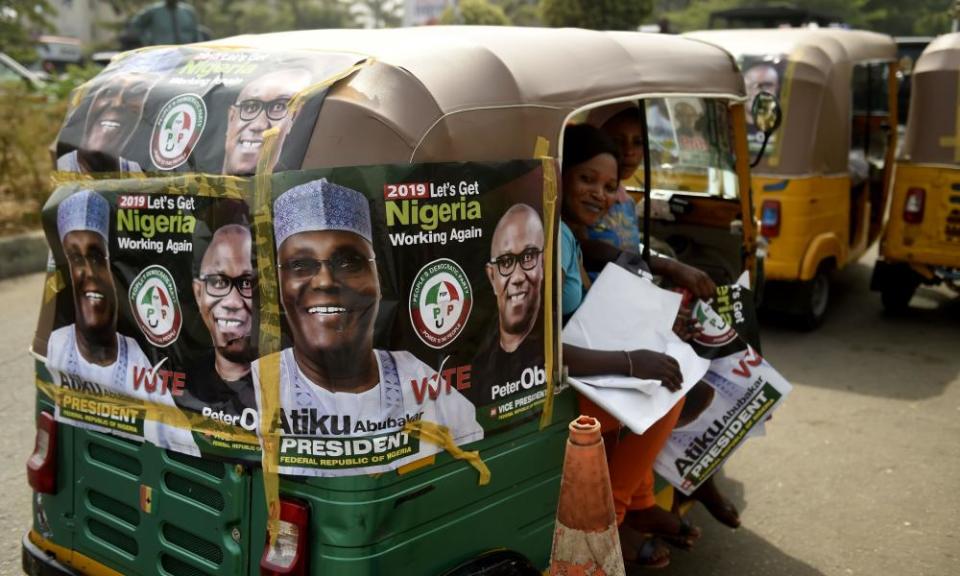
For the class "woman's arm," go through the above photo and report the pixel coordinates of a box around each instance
[563,344,682,391]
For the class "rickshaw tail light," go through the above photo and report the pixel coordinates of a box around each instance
[27,411,57,494]
[904,188,926,224]
[760,200,781,238]
[260,499,309,576]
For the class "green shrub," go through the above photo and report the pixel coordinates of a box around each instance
[0,65,99,236]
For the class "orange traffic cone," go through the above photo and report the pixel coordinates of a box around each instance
[549,415,625,576]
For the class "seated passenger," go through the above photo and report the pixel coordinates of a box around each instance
[560,124,702,569]
[590,105,743,530]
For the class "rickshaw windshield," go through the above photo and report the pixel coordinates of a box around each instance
[640,97,739,199]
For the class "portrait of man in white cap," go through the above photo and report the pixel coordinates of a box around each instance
[46,189,198,455]
[56,73,154,174]
[221,68,312,175]
[253,178,483,476]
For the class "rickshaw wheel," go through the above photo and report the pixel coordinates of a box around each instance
[796,268,830,330]
[880,272,920,314]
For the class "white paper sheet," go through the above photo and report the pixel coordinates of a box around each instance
[563,264,710,435]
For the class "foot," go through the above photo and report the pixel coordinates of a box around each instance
[625,506,701,550]
[619,524,670,569]
[689,477,740,529]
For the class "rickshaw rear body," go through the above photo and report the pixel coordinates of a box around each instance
[24,27,753,576]
[688,28,898,326]
[873,33,960,310]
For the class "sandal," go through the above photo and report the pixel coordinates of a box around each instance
[629,538,670,569]
[626,506,701,551]
[619,524,670,569]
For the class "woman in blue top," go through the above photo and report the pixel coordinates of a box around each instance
[560,124,702,569]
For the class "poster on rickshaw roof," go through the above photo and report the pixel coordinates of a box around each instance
[739,56,787,156]
[35,159,559,475]
[54,46,363,176]
[654,283,791,494]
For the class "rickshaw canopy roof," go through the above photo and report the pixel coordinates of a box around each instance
[902,32,960,165]
[204,26,746,165]
[687,28,897,176]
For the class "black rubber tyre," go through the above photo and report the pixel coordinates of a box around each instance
[795,268,830,331]
[881,271,920,314]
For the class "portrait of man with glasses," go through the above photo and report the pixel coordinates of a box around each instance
[46,189,198,455]
[252,178,483,477]
[221,67,312,175]
[466,203,546,408]
[179,211,259,433]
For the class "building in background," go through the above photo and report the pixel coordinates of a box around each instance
[403,0,450,26]
[49,0,122,49]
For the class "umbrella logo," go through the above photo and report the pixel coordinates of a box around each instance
[150,93,207,170]
[409,258,472,349]
[129,265,182,347]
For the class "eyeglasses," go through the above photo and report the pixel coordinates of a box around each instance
[489,248,542,277]
[198,273,256,298]
[234,98,291,122]
[278,255,375,280]
[66,252,108,269]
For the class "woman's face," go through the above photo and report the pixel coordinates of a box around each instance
[604,114,644,180]
[561,152,619,228]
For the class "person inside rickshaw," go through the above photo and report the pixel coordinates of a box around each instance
[560,123,705,569]
[579,105,744,531]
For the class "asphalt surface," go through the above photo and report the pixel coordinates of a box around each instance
[0,250,957,576]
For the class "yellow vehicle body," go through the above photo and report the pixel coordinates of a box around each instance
[881,164,960,267]
[687,28,899,328]
[755,175,876,281]
[871,32,960,311]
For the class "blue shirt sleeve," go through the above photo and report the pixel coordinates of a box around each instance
[560,222,583,317]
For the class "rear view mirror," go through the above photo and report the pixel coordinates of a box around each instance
[751,91,782,135]
[750,91,783,167]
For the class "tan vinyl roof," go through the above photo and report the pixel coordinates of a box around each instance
[686,28,896,176]
[205,27,746,166]
[902,33,960,165]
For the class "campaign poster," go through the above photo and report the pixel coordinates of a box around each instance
[740,56,787,156]
[37,178,265,461]
[54,46,363,176]
[36,159,558,475]
[654,284,791,494]
[261,160,558,476]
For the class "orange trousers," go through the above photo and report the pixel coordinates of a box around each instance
[579,394,686,525]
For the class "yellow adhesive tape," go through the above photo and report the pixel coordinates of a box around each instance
[404,420,491,486]
[539,154,558,431]
[35,378,260,444]
[253,128,283,542]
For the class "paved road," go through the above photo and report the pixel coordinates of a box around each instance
[0,251,957,576]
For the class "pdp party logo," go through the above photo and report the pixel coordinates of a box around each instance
[410,258,472,349]
[150,93,206,170]
[693,301,738,348]
[129,265,182,347]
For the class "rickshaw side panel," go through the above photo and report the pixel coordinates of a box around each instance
[753,175,850,281]
[245,391,577,576]
[880,163,960,267]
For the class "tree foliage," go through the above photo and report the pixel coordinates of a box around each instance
[440,0,511,25]
[655,0,955,36]
[495,0,543,26]
[541,0,654,30]
[0,0,54,63]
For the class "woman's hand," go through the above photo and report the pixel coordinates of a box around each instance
[628,350,683,391]
[673,303,703,342]
[655,258,716,301]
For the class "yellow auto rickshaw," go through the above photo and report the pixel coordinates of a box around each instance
[872,32,960,311]
[688,29,899,328]
[25,27,761,576]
